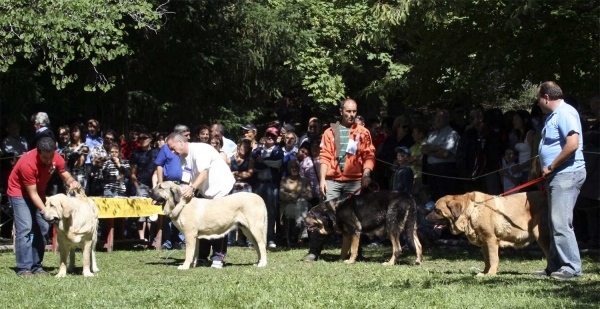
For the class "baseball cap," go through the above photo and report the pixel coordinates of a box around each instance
[395,146,411,156]
[265,127,279,137]
[241,123,257,131]
[282,123,295,133]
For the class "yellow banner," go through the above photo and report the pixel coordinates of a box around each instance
[91,197,163,218]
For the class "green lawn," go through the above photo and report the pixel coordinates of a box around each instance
[0,245,598,308]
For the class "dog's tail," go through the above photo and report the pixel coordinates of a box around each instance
[404,196,424,265]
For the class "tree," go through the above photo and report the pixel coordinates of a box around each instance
[0,0,165,91]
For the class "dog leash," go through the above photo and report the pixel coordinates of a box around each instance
[499,175,546,197]
[346,181,380,199]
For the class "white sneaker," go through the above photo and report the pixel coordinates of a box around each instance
[211,261,223,269]
[268,241,277,248]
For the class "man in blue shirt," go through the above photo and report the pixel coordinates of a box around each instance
[154,124,189,249]
[533,81,586,281]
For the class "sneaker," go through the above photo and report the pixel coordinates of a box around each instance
[173,242,186,250]
[366,241,381,248]
[532,269,550,277]
[303,253,318,262]
[18,270,34,277]
[550,269,581,281]
[247,242,254,249]
[161,241,173,250]
[268,241,277,248]
[195,259,212,267]
[211,261,224,269]
[34,270,50,276]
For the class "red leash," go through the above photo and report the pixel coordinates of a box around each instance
[500,175,546,197]
[346,181,380,199]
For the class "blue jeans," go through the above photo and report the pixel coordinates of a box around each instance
[545,168,586,275]
[255,182,278,243]
[10,196,50,274]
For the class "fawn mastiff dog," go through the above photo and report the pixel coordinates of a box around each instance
[150,181,268,268]
[426,191,550,276]
[42,194,99,277]
[305,190,423,266]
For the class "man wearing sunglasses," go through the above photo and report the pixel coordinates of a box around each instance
[252,127,284,248]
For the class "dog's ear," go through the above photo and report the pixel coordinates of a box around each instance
[447,200,464,220]
[170,184,182,205]
[59,194,72,218]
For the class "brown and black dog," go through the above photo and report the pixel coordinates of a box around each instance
[305,190,423,265]
[426,191,550,276]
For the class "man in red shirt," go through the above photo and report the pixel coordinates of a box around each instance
[7,137,81,276]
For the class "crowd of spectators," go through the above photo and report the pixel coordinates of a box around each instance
[1,94,598,252]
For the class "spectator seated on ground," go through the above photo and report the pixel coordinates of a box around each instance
[279,160,312,246]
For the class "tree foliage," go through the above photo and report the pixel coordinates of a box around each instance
[0,0,598,131]
[0,0,165,91]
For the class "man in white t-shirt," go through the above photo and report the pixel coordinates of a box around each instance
[166,133,235,268]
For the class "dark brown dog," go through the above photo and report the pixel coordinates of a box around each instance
[305,190,423,265]
[426,191,550,276]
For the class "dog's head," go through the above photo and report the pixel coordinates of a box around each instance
[150,181,183,216]
[42,194,73,225]
[304,197,346,235]
[426,193,475,234]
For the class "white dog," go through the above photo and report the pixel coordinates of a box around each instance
[43,194,99,277]
[150,181,268,269]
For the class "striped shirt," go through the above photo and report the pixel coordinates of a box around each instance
[102,159,131,194]
[338,127,350,172]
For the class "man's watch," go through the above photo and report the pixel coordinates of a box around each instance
[363,173,370,177]
[547,165,553,172]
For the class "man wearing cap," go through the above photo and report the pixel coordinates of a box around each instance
[303,98,375,262]
[390,146,414,194]
[252,126,284,248]
[241,123,259,150]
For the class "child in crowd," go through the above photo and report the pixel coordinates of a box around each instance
[390,146,414,194]
[500,148,522,194]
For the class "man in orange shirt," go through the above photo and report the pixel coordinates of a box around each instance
[303,98,375,262]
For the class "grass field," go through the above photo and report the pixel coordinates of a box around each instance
[0,244,598,308]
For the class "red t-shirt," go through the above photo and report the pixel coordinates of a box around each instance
[7,149,66,199]
[121,141,140,160]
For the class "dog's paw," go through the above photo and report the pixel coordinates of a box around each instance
[55,272,67,278]
[344,259,355,264]
[178,264,190,270]
[414,260,423,266]
[83,271,94,277]
[255,260,267,267]
[92,266,99,272]
[382,261,394,266]
[67,267,75,274]
[476,272,486,277]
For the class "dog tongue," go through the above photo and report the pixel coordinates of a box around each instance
[151,200,157,205]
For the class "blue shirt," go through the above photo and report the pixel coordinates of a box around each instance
[154,144,182,181]
[85,134,103,164]
[539,100,585,174]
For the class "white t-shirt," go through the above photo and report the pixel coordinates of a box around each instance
[180,142,235,198]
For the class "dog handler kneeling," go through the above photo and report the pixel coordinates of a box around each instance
[166,133,235,269]
[302,98,375,262]
[7,137,81,276]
